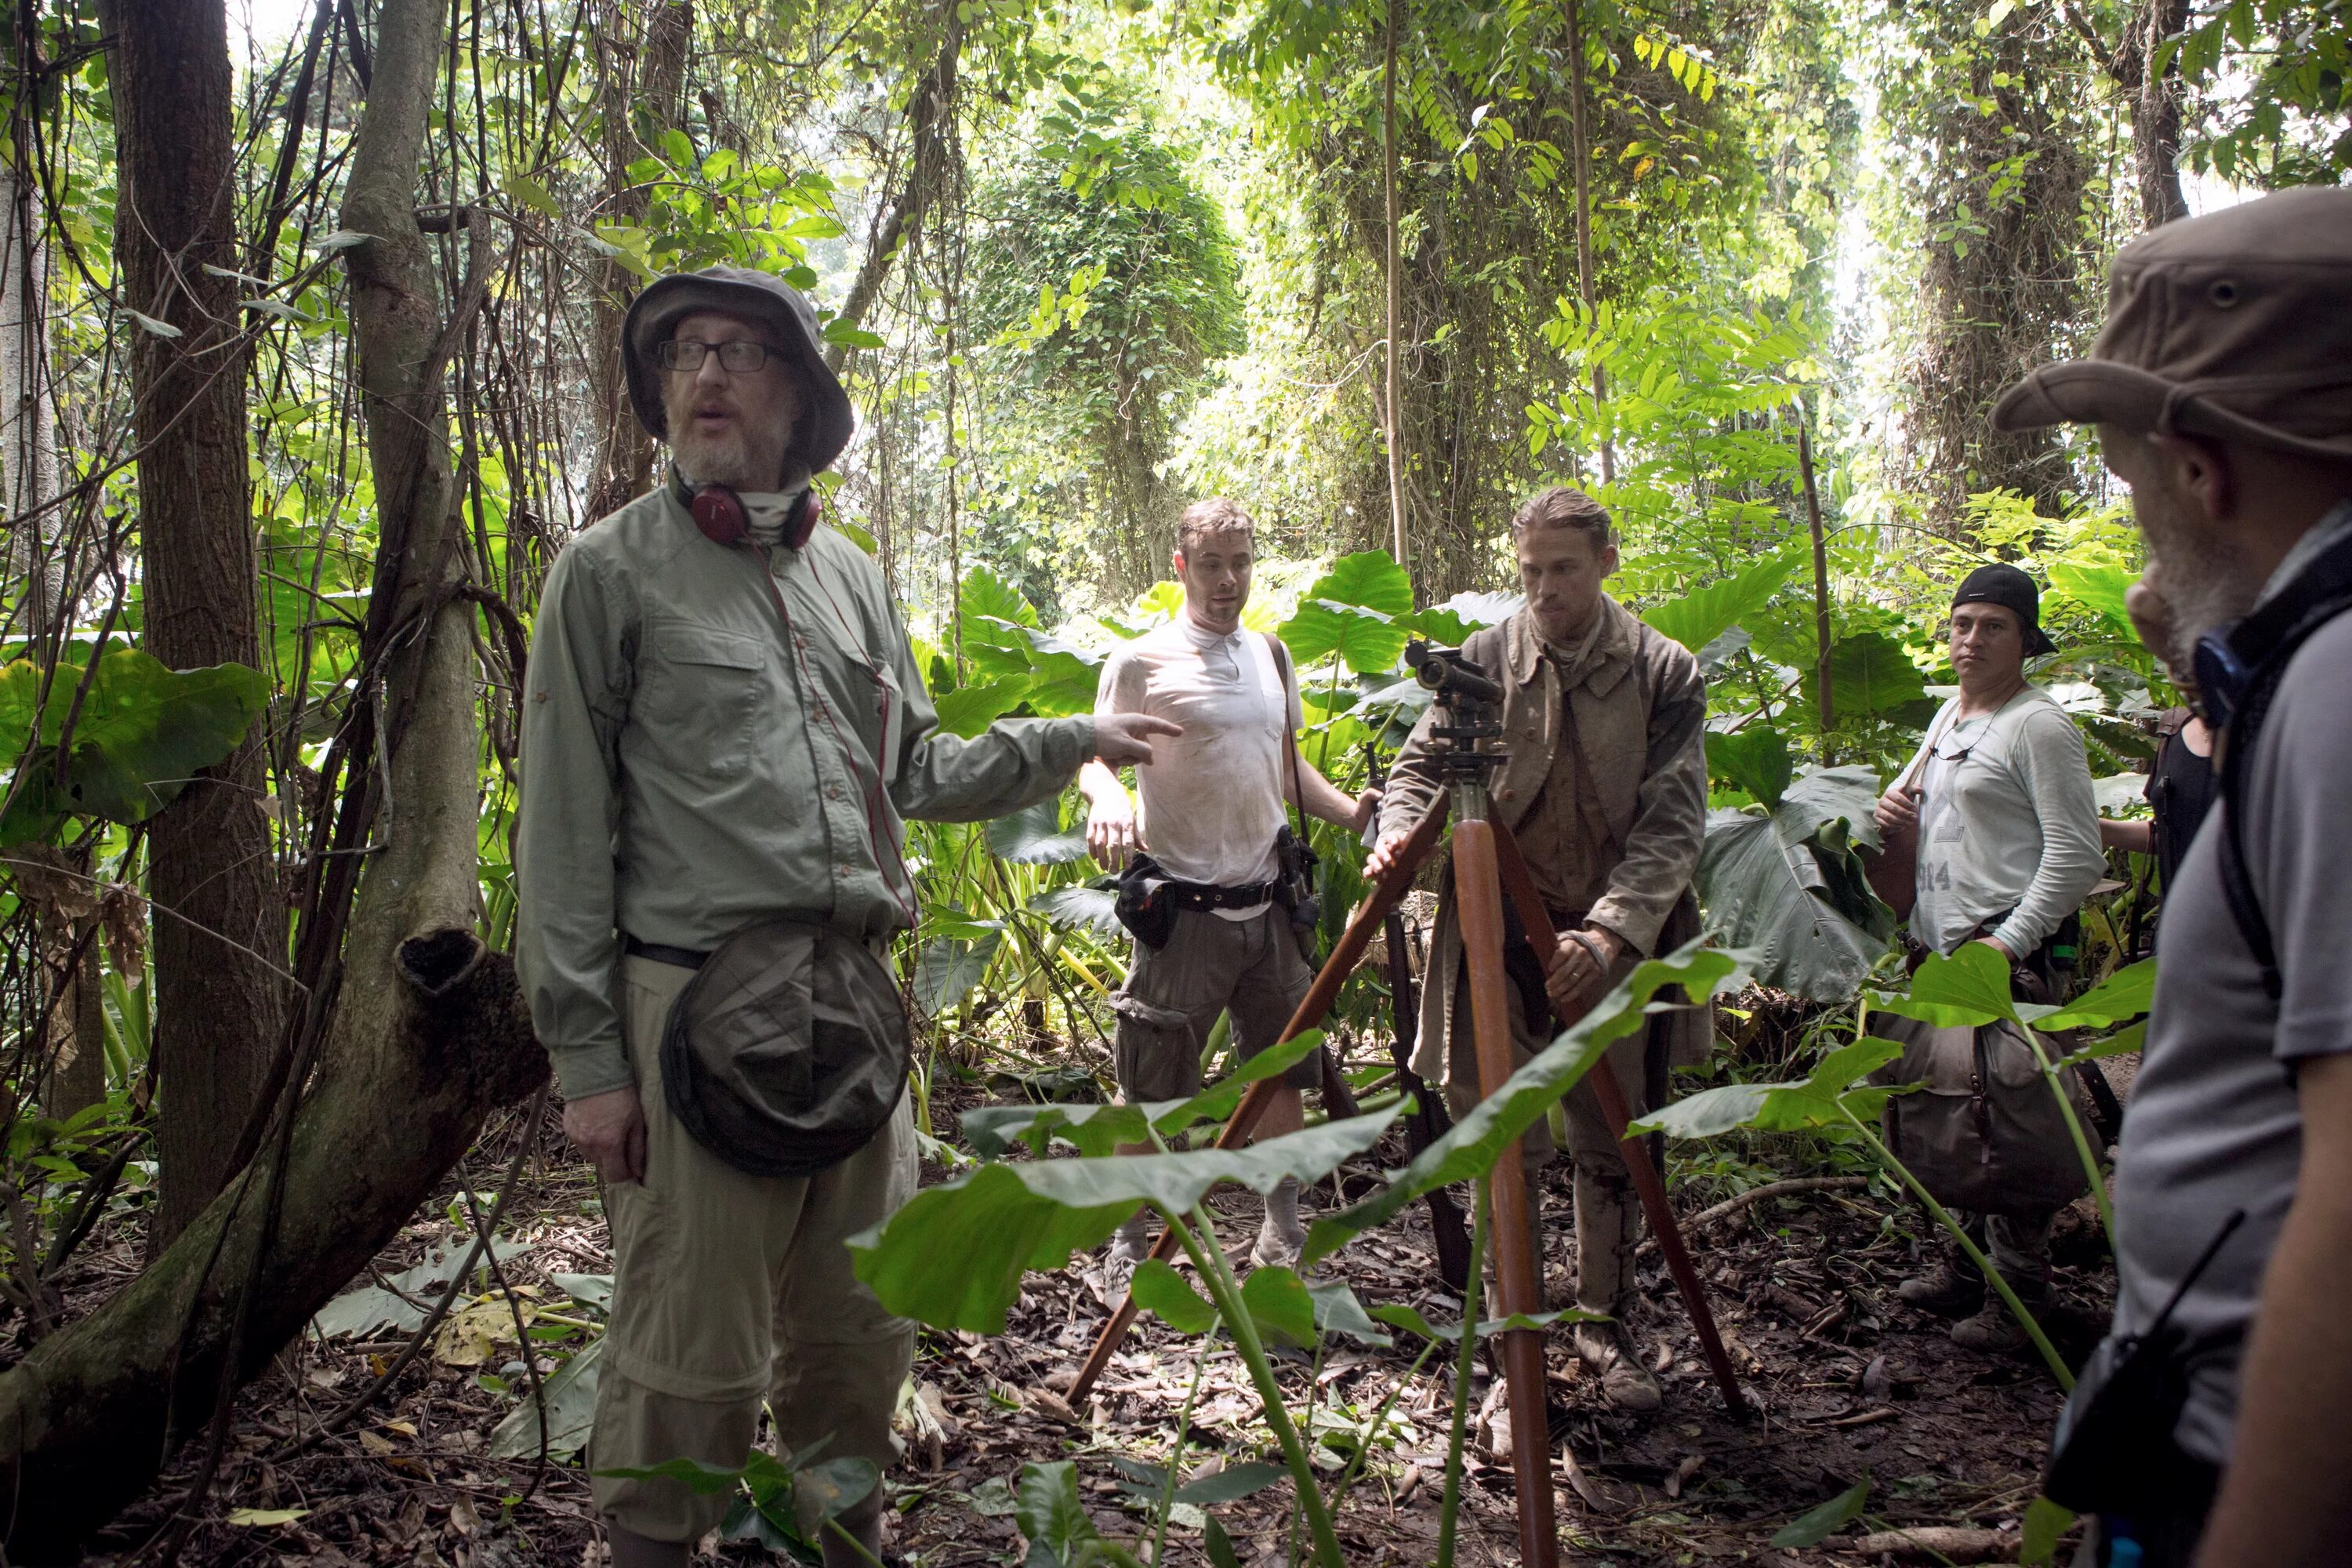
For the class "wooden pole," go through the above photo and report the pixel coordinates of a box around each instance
[1488,824,1749,1414]
[1453,820,1562,1568]
[1382,0,1408,568]
[1799,415,1835,753]
[1066,804,1450,1406]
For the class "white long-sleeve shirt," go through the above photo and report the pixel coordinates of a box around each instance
[1906,685,2105,958]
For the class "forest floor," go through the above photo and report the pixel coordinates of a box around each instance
[60,1075,2118,1568]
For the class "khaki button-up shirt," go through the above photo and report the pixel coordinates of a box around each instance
[517,487,1093,1099]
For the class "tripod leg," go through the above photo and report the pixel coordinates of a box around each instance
[1454,820,1561,1568]
[1487,819,1751,1417]
[1065,804,1451,1407]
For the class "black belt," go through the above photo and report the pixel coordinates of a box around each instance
[625,934,712,970]
[1163,878,1277,912]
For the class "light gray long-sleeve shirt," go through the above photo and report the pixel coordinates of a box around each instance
[1904,685,2103,958]
[517,486,1094,1100]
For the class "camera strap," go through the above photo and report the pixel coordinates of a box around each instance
[1262,631,1309,848]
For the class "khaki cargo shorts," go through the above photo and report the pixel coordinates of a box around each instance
[1112,906,1319,1102]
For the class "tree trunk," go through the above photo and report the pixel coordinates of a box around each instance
[1381,0,1407,572]
[98,0,285,1250]
[2131,0,2190,228]
[584,0,693,520]
[1,147,60,635]
[0,2,549,1554]
[825,0,964,374]
[1564,0,1613,485]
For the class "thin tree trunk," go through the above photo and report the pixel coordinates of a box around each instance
[1798,416,1835,760]
[826,0,963,374]
[1,144,60,636]
[98,0,285,1250]
[584,0,693,519]
[2132,0,2190,227]
[1381,0,1407,571]
[1564,0,1613,485]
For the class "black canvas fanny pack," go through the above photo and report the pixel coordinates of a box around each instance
[2044,1210,2242,1520]
[659,917,910,1178]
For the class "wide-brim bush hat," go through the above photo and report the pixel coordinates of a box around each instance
[1994,188,2352,463]
[622,265,855,481]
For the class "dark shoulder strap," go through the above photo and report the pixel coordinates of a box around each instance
[1261,631,1308,837]
[2212,534,2352,1001]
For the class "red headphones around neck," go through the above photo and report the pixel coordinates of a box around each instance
[671,471,821,550]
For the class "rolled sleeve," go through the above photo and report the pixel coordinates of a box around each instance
[1988,706,2104,957]
[516,545,636,1101]
[887,617,1094,822]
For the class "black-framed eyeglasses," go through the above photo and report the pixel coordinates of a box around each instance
[656,338,775,373]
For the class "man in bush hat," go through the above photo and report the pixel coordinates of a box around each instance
[1994,187,2352,1566]
[517,266,1176,1568]
[1871,562,2103,1351]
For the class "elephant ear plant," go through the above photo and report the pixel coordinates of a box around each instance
[1630,945,2154,1392]
[851,945,1746,1568]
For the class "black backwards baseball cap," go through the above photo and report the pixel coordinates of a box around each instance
[1951,563,2056,657]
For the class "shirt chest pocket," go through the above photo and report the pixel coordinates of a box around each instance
[638,621,768,780]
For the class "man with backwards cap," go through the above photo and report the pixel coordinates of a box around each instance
[516,267,1176,1568]
[1875,561,2105,1352]
[1994,189,2352,1567]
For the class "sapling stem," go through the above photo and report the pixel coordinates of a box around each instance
[1171,1203,1348,1568]
[1835,1099,2074,1391]
[1149,1330,1214,1567]
[1435,1181,1490,1568]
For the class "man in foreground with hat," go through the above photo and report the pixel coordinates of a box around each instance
[1994,188,2352,1566]
[516,266,1176,1568]
[1874,562,2104,1350]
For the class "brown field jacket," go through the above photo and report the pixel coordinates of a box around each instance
[1379,596,1711,1080]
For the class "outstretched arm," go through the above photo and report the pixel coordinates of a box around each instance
[1289,747,1379,833]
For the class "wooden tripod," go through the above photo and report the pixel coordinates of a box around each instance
[1064,755,1747,1568]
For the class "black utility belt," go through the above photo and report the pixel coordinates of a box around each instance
[626,934,713,970]
[1161,879,1278,912]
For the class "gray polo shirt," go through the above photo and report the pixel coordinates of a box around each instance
[2108,562,2352,1465]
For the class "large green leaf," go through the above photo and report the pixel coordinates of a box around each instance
[910,930,1002,1017]
[962,1029,1323,1156]
[957,568,1041,684]
[2033,956,2155,1033]
[1301,946,1744,1266]
[2046,561,2136,626]
[1870,941,2017,1029]
[1239,1265,1317,1348]
[1697,767,1893,1003]
[1015,1461,1098,1568]
[1409,590,1521,646]
[1632,1035,1906,1138]
[488,1336,602,1458]
[1807,631,1934,726]
[986,800,1090,864]
[1129,1258,1217,1333]
[935,677,1033,738]
[1642,549,1798,654]
[1277,552,1414,673]
[851,1105,1404,1332]
[0,652,268,846]
[1705,726,1792,808]
[1029,884,1121,941]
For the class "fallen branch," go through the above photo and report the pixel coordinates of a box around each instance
[0,933,546,1562]
[1844,1525,2015,1562]
[1636,1175,1869,1256]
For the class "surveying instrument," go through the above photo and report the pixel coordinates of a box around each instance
[1069,641,1746,1568]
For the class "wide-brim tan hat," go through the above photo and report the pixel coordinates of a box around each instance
[622,265,855,479]
[1994,187,2352,463]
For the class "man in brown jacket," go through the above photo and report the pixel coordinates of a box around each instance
[1367,486,1708,1410]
